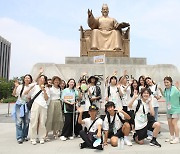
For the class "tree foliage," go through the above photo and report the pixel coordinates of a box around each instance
[0,78,14,99]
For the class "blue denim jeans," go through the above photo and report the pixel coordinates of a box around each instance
[147,107,159,137]
[15,104,29,140]
[154,107,159,121]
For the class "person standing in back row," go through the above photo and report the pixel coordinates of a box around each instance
[88,76,101,108]
[12,74,33,144]
[162,76,180,144]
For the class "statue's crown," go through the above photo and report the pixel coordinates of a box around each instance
[102,4,108,8]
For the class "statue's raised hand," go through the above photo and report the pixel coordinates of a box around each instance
[88,9,92,17]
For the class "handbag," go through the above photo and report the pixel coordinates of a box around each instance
[87,118,99,141]
[27,90,42,110]
[65,103,74,112]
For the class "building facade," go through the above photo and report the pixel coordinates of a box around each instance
[0,36,11,80]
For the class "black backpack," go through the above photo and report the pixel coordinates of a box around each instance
[107,86,122,100]
[106,112,125,138]
[135,99,155,123]
[135,99,145,114]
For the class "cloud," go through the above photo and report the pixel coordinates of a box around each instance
[0,17,79,78]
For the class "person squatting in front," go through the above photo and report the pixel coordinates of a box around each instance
[77,104,104,150]
[103,101,132,147]
[128,88,161,147]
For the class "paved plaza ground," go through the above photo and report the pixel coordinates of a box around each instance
[0,103,180,154]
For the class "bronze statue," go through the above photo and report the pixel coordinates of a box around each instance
[87,4,130,51]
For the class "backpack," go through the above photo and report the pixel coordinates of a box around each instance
[135,99,155,123]
[135,99,145,114]
[107,86,122,100]
[106,112,125,137]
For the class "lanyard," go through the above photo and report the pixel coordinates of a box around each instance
[165,87,172,102]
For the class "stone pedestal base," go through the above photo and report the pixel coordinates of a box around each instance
[88,50,125,57]
[65,57,147,65]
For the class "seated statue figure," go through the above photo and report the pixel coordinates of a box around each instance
[88,4,130,51]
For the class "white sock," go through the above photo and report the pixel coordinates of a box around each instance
[170,136,174,140]
[124,136,128,140]
[175,137,179,141]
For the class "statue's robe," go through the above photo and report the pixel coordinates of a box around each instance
[88,15,122,50]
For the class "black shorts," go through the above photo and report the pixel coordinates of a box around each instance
[123,106,135,125]
[136,120,155,141]
[114,127,124,138]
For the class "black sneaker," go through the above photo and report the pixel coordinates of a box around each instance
[17,139,23,144]
[96,144,104,150]
[150,139,161,147]
[79,142,87,149]
[133,133,137,141]
[23,137,29,141]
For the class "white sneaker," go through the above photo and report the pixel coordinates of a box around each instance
[170,138,180,144]
[165,138,173,142]
[40,139,45,144]
[60,136,67,141]
[124,138,132,146]
[31,139,37,145]
[147,136,152,140]
[69,136,74,140]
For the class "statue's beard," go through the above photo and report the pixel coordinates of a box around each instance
[103,12,108,17]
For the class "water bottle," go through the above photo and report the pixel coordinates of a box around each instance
[120,137,124,150]
[118,138,121,148]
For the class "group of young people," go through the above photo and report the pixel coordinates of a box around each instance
[12,69,180,151]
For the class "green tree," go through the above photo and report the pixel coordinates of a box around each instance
[0,78,14,99]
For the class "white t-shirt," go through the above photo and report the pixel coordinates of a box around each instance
[15,84,31,103]
[149,84,162,107]
[79,92,91,112]
[139,86,145,93]
[120,85,131,108]
[105,85,122,109]
[83,117,103,133]
[88,86,100,107]
[132,99,150,130]
[50,85,61,101]
[103,112,125,131]
[30,85,50,109]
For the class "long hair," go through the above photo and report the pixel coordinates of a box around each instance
[20,74,33,97]
[67,78,76,89]
[145,77,155,88]
[38,75,48,85]
[130,79,139,97]
[138,75,145,87]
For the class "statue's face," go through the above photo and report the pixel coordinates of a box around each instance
[101,7,109,17]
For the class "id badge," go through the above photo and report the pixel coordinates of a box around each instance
[167,103,171,110]
[137,114,146,123]
[113,127,117,134]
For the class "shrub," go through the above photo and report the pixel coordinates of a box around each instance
[2,97,17,103]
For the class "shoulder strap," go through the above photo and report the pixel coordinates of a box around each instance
[135,99,142,114]
[155,84,158,91]
[107,112,116,125]
[135,99,145,114]
[117,112,125,124]
[20,84,25,97]
[32,90,42,101]
[88,118,99,132]
[107,86,110,97]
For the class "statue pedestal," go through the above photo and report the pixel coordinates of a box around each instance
[65,57,147,65]
[88,50,124,57]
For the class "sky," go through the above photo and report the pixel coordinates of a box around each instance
[0,0,180,79]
